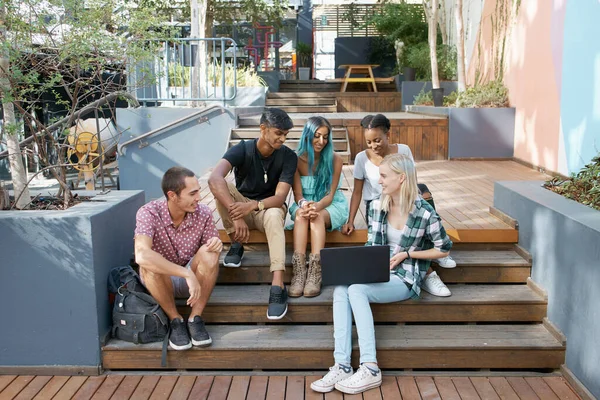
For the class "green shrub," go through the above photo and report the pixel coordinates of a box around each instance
[455,80,509,108]
[404,43,457,81]
[413,86,433,106]
[168,62,191,87]
[208,63,267,87]
[444,90,458,106]
[544,154,600,211]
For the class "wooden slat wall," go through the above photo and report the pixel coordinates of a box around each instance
[345,118,449,161]
[336,93,402,112]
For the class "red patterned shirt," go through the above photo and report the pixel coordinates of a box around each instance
[134,199,219,266]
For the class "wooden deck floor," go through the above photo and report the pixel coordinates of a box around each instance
[0,373,581,399]
[199,160,549,243]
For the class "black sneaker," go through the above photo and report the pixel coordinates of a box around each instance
[223,242,244,267]
[169,318,192,350]
[267,285,288,320]
[188,316,212,347]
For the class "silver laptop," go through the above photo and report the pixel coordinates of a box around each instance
[320,245,391,286]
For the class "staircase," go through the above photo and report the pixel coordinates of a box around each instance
[265,92,337,113]
[230,115,352,164]
[102,235,566,371]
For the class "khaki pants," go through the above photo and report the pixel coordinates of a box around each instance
[216,183,286,272]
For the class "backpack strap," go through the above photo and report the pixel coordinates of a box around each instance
[161,326,170,367]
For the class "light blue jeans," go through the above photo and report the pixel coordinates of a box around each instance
[333,274,412,364]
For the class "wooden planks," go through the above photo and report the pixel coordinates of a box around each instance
[0,375,583,399]
[102,324,564,370]
[216,249,532,284]
[176,284,545,324]
[201,161,550,243]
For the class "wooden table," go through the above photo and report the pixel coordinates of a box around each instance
[338,64,379,92]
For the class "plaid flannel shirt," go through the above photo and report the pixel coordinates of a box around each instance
[366,198,453,298]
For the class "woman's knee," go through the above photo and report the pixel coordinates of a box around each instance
[333,285,349,301]
[347,284,369,299]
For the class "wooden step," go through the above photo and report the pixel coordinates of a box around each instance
[274,105,338,113]
[238,115,345,128]
[231,128,348,140]
[229,139,348,151]
[178,284,546,323]
[268,92,339,99]
[266,98,337,106]
[216,249,531,284]
[102,324,565,370]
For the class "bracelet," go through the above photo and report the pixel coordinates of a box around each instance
[298,198,307,208]
[406,250,411,259]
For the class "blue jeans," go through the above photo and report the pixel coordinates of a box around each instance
[333,274,412,364]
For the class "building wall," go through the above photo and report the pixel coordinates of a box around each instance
[468,0,600,176]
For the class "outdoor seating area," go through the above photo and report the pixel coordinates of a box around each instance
[2,0,600,398]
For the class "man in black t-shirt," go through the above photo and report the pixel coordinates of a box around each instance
[208,108,298,320]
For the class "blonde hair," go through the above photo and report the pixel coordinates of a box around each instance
[380,153,419,215]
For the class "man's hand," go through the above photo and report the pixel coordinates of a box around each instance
[233,219,250,243]
[203,237,223,253]
[390,252,408,270]
[229,201,255,220]
[341,223,355,235]
[185,271,202,307]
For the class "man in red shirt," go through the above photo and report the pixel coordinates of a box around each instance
[134,167,222,350]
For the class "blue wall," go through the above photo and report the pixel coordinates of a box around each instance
[560,1,600,175]
[117,107,235,201]
[495,181,600,399]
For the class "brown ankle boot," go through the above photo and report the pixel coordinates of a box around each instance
[304,253,322,297]
[289,251,307,297]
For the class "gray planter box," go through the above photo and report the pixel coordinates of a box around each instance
[407,105,515,159]
[494,181,600,399]
[401,81,458,111]
[209,87,267,107]
[0,190,144,373]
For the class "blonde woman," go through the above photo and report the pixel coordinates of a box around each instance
[311,154,453,395]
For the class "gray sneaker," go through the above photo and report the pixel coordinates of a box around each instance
[168,318,192,350]
[266,285,288,320]
[188,316,212,347]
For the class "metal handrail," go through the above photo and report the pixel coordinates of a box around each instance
[0,91,140,158]
[117,104,229,156]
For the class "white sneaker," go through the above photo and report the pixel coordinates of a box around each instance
[334,364,382,395]
[421,271,451,297]
[311,363,353,393]
[435,255,457,268]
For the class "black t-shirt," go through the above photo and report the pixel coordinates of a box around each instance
[223,139,298,200]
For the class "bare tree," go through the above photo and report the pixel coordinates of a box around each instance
[423,0,440,89]
[438,0,448,46]
[0,2,30,209]
[190,0,208,107]
[455,0,467,91]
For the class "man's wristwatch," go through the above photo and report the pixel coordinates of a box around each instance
[257,200,265,211]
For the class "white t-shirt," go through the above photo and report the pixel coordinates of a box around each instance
[353,144,414,201]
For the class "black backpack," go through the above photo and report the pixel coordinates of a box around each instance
[108,266,169,344]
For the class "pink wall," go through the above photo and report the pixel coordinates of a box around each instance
[468,0,564,174]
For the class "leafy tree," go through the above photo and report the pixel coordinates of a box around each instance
[0,0,170,208]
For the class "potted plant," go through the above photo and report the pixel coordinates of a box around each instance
[296,42,312,80]
[207,63,268,106]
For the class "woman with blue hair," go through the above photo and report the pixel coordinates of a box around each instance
[288,116,349,298]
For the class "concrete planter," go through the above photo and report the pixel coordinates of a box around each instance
[407,105,515,159]
[298,67,311,81]
[494,181,600,399]
[401,81,458,111]
[0,190,145,373]
[209,86,267,107]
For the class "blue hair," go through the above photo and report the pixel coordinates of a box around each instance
[297,116,334,200]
